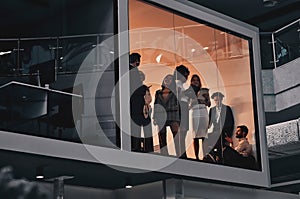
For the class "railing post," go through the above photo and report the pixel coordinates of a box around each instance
[271,32,277,68]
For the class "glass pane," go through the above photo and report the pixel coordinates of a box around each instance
[0,1,118,149]
[20,39,57,78]
[274,22,300,67]
[129,0,259,170]
[0,40,19,76]
[59,36,98,73]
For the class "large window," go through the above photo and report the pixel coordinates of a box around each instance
[128,0,261,171]
[0,0,119,148]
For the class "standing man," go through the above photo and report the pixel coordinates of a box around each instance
[208,92,234,162]
[129,53,153,152]
[174,65,190,159]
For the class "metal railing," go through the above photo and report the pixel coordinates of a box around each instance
[0,33,114,76]
[270,18,300,68]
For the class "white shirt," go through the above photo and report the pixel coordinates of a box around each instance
[176,80,188,102]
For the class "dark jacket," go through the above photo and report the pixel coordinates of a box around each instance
[129,65,148,125]
[209,104,234,138]
[153,89,180,127]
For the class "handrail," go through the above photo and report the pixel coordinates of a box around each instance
[274,18,300,34]
[0,33,113,42]
[271,18,300,68]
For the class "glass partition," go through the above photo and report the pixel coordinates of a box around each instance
[261,19,300,69]
[128,0,261,170]
[0,0,118,149]
[272,20,300,67]
[0,40,19,75]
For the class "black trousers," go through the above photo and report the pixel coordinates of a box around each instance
[131,121,154,153]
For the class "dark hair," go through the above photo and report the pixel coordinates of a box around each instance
[129,53,141,63]
[211,92,224,99]
[237,125,249,136]
[161,74,175,91]
[190,74,202,88]
[174,65,190,80]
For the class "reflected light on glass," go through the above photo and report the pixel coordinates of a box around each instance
[0,51,12,56]
[263,0,278,7]
[203,47,209,50]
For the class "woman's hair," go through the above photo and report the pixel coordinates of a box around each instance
[190,74,202,88]
[161,74,175,91]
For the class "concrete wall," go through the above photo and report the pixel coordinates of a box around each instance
[262,57,300,112]
[266,118,300,147]
[183,180,300,199]
[39,178,300,199]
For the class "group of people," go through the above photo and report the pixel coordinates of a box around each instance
[129,52,256,168]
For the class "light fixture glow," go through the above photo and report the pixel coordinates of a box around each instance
[156,54,162,63]
[191,48,196,53]
[36,166,44,179]
[125,185,133,189]
[0,51,12,56]
[36,175,44,179]
[203,47,209,50]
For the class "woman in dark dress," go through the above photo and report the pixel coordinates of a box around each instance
[153,74,180,156]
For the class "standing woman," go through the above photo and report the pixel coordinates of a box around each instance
[186,74,211,160]
[153,74,180,156]
[174,65,190,159]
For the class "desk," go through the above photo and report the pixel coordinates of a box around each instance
[0,81,83,137]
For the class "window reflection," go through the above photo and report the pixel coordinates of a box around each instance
[0,34,118,148]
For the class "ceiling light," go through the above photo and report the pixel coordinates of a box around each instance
[36,175,44,179]
[156,54,162,63]
[36,166,44,179]
[125,185,133,189]
[125,177,132,189]
[263,0,278,7]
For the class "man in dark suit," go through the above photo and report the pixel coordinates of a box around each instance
[129,53,153,152]
[208,92,234,163]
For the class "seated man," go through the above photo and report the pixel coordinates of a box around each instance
[233,125,252,157]
[222,125,256,169]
